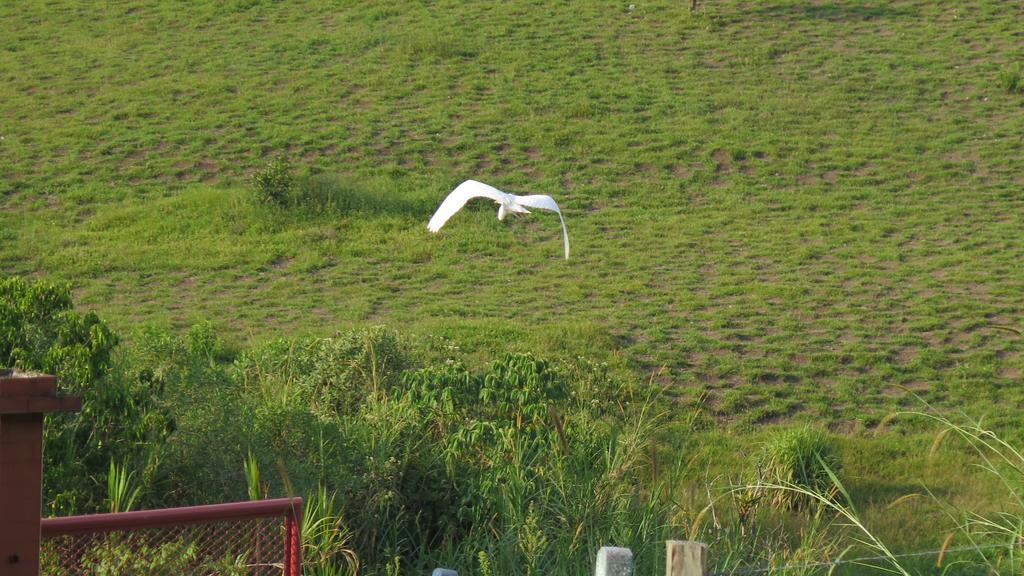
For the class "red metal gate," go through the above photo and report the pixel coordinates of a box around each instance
[40,497,303,575]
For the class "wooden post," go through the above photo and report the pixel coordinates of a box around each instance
[0,371,80,576]
[666,540,707,576]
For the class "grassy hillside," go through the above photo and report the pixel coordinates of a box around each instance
[3,1,1024,572]
[5,1,1021,426]
[8,0,1020,427]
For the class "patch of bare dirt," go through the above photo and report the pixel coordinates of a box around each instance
[270,256,293,270]
[523,147,542,161]
[523,166,543,181]
[560,172,576,189]
[712,149,732,172]
[999,366,1021,380]
[854,162,878,175]
[895,346,918,365]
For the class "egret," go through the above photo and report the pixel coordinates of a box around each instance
[427,180,570,260]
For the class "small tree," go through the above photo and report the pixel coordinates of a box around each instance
[1,276,174,514]
[252,155,295,205]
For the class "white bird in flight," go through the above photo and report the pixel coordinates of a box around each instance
[427,180,570,260]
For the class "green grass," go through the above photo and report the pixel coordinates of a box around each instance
[2,1,1023,571]
[3,0,1021,426]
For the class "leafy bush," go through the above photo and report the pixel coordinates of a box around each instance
[0,277,175,514]
[389,354,663,574]
[18,283,1024,575]
[204,343,664,574]
[252,155,294,205]
[17,285,670,574]
[0,276,117,388]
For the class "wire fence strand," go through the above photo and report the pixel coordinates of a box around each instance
[708,543,1010,576]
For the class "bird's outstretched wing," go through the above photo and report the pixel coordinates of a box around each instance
[514,194,560,213]
[515,194,570,260]
[427,180,508,232]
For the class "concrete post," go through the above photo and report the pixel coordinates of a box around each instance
[595,546,633,576]
[0,371,81,576]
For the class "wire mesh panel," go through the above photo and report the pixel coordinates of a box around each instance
[40,498,302,576]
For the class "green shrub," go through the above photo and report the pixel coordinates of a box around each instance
[756,426,842,510]
[0,276,117,388]
[394,354,664,574]
[0,277,176,515]
[222,348,663,573]
[234,326,412,416]
[252,155,294,205]
[17,290,670,575]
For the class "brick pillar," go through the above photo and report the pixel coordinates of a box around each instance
[0,371,81,576]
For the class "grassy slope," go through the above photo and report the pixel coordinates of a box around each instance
[2,0,1023,565]
[4,0,1020,425]
[0,0,1019,504]
[2,1,1022,418]
[2,0,1023,498]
